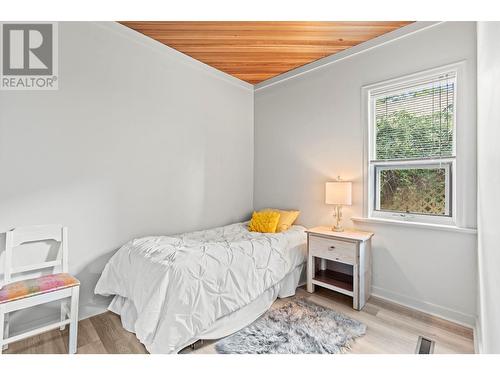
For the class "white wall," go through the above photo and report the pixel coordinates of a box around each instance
[0,21,482,336]
[0,22,254,331]
[254,22,477,325]
[477,21,500,353]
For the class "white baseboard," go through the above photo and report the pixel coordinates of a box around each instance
[371,286,476,328]
[79,303,109,321]
[8,302,109,336]
[474,316,483,354]
[8,288,478,349]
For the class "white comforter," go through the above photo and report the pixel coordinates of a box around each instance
[95,222,307,353]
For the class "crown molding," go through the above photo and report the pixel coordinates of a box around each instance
[255,22,443,91]
[93,22,445,93]
[94,22,254,91]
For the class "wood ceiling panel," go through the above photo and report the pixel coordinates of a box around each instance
[120,21,413,84]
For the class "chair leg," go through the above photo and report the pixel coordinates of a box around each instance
[60,301,68,331]
[3,312,9,350]
[0,307,4,354]
[68,286,79,354]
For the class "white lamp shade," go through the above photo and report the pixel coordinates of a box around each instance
[325,181,352,205]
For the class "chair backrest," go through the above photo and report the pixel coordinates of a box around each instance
[2,225,68,287]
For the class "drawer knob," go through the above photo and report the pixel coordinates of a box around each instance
[329,246,336,250]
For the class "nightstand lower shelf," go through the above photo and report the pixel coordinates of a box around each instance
[312,269,354,297]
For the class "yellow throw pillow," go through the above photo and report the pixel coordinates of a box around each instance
[262,209,301,232]
[276,210,300,232]
[248,210,281,233]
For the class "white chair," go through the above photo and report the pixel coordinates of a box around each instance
[0,225,80,354]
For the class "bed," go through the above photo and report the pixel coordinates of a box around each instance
[94,222,307,353]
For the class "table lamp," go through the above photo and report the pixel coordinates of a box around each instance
[325,178,352,232]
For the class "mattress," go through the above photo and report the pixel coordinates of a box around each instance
[95,222,307,353]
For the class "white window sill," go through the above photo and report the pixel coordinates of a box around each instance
[351,217,477,234]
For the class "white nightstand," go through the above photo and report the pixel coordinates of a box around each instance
[306,227,374,310]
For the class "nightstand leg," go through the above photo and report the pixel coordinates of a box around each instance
[307,254,315,293]
[353,264,359,310]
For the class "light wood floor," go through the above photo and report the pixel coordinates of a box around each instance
[4,287,474,354]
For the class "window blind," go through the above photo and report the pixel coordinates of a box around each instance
[374,73,455,161]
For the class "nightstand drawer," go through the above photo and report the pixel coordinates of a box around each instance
[309,235,356,265]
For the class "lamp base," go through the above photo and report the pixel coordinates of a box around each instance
[331,205,344,232]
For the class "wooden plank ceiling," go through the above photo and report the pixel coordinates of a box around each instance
[120,22,413,84]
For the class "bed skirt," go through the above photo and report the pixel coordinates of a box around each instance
[108,263,306,353]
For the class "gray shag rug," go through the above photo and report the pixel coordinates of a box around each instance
[215,297,366,354]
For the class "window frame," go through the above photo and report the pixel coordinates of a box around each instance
[362,63,465,226]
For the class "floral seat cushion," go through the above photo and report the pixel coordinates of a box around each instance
[0,273,80,304]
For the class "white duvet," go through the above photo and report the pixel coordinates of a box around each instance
[95,222,307,353]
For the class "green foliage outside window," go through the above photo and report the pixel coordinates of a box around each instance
[375,85,453,216]
[378,168,447,215]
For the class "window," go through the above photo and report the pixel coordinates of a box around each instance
[366,67,458,225]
